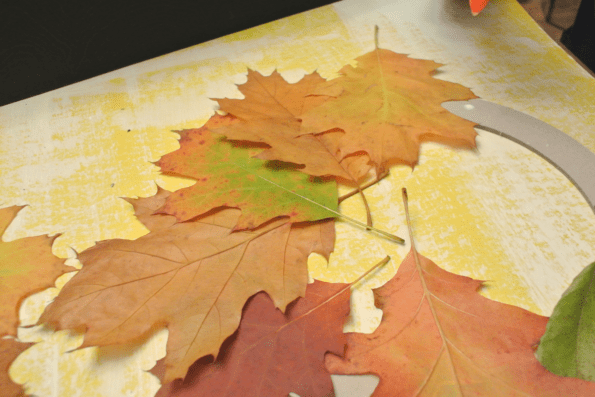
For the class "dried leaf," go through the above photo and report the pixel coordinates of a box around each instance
[157,114,338,229]
[0,337,32,397]
[0,206,70,337]
[536,261,595,381]
[156,280,350,397]
[325,190,595,396]
[301,48,478,170]
[123,187,178,233]
[39,192,335,383]
[212,70,372,182]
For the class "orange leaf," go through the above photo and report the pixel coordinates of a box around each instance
[301,49,478,170]
[155,280,350,397]
[0,337,32,397]
[325,190,595,396]
[157,115,338,229]
[212,70,372,182]
[0,206,70,337]
[40,191,335,383]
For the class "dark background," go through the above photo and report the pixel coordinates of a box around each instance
[0,0,337,107]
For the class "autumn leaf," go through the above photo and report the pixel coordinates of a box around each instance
[0,206,70,337]
[155,256,390,397]
[39,191,335,383]
[210,70,377,226]
[157,114,338,230]
[155,280,351,397]
[536,261,595,381]
[325,189,595,396]
[212,70,372,182]
[301,44,478,170]
[0,337,32,397]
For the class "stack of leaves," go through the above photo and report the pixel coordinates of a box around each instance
[3,37,595,397]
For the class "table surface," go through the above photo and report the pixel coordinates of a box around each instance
[2,0,595,396]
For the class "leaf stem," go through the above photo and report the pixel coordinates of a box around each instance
[233,161,405,244]
[402,188,464,395]
[280,256,391,329]
[310,134,374,228]
[374,25,379,49]
[338,169,390,204]
[239,256,391,355]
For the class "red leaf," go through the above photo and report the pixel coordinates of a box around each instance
[326,190,595,396]
[156,280,350,397]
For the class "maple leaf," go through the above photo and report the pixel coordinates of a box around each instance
[325,189,595,396]
[536,261,595,381]
[39,191,335,383]
[212,70,372,182]
[0,206,70,337]
[0,337,33,397]
[155,280,351,397]
[301,45,478,170]
[211,70,377,226]
[157,114,338,230]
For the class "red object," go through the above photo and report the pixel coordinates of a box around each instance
[470,0,490,15]
[156,280,350,397]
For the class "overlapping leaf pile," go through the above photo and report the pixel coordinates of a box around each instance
[2,40,595,397]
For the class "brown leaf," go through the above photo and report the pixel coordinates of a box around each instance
[0,206,70,337]
[325,190,595,396]
[0,337,32,397]
[301,49,478,170]
[212,70,372,182]
[123,187,178,232]
[39,192,335,383]
[156,280,350,397]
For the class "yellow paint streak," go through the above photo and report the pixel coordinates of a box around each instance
[0,90,181,257]
[463,1,595,153]
[133,6,362,115]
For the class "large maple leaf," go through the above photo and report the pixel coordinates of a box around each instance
[301,48,478,170]
[155,280,350,397]
[39,191,335,383]
[0,337,33,397]
[325,189,595,396]
[157,114,338,229]
[0,206,70,337]
[212,70,372,182]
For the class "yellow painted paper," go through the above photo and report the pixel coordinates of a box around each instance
[1,0,594,396]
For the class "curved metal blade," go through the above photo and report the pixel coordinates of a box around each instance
[443,99,595,212]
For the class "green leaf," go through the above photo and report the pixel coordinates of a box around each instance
[536,261,595,381]
[157,114,338,229]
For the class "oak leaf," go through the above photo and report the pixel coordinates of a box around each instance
[157,114,338,229]
[155,280,350,397]
[0,337,33,397]
[0,206,70,337]
[212,70,372,182]
[39,191,335,383]
[325,190,595,396]
[301,48,478,170]
[536,261,595,381]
